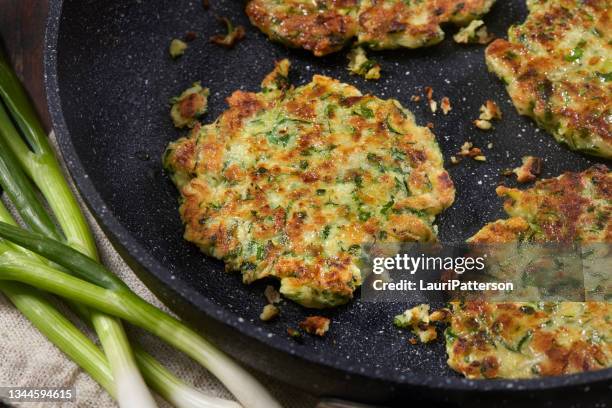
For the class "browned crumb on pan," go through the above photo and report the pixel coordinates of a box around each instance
[513,156,542,183]
[458,141,486,162]
[170,82,209,128]
[441,97,452,115]
[264,285,281,304]
[347,46,381,80]
[287,327,303,342]
[260,304,280,321]
[424,86,438,113]
[210,17,245,48]
[299,316,331,336]
[474,100,502,130]
[453,20,494,44]
[169,38,188,59]
[184,31,197,42]
[394,304,448,344]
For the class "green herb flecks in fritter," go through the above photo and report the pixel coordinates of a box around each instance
[163,59,455,308]
[486,0,612,158]
[170,82,210,128]
[446,166,612,379]
[246,0,496,56]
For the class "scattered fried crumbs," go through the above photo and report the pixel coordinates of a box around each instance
[487,142,493,149]
[453,20,494,44]
[473,119,492,130]
[410,95,421,102]
[170,82,209,128]
[474,100,502,130]
[424,87,433,101]
[264,285,281,304]
[416,325,438,343]
[480,100,502,120]
[299,316,331,336]
[394,304,430,327]
[347,47,381,80]
[440,97,452,115]
[423,86,439,113]
[260,304,279,321]
[394,304,444,344]
[169,39,188,59]
[409,338,418,345]
[512,156,543,183]
[426,122,434,129]
[210,17,245,48]
[287,328,303,342]
[429,99,438,113]
[454,142,486,163]
[184,31,197,42]
[459,142,481,157]
[429,308,451,323]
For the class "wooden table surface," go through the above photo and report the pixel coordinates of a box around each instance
[0,0,51,129]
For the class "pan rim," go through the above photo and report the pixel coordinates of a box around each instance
[43,0,612,395]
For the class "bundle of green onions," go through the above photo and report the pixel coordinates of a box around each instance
[0,50,281,408]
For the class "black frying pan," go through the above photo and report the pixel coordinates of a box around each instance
[44,0,611,406]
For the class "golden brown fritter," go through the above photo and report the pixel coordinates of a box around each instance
[482,165,611,244]
[486,0,612,158]
[246,0,360,56]
[446,166,612,379]
[246,0,496,56]
[164,60,454,308]
[446,301,611,379]
[357,0,495,50]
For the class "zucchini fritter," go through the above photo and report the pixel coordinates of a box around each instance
[485,0,612,158]
[472,165,611,244]
[447,166,612,379]
[164,60,455,308]
[245,0,496,56]
[357,0,495,50]
[447,301,611,379]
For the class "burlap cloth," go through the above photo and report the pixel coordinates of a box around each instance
[0,133,316,408]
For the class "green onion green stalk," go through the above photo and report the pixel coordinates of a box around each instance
[0,52,156,408]
[0,201,115,397]
[0,222,280,408]
[0,49,279,407]
[0,281,117,395]
[0,53,94,258]
[75,306,242,408]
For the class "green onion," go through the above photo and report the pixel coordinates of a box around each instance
[75,307,241,408]
[0,201,114,395]
[0,47,278,408]
[0,105,63,240]
[0,52,155,407]
[0,248,281,408]
[0,52,95,257]
[133,347,241,408]
[1,279,240,408]
[0,197,247,407]
[0,281,116,396]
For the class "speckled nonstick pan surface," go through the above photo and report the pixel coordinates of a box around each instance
[44,0,611,406]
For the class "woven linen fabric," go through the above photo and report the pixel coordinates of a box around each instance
[0,132,317,408]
